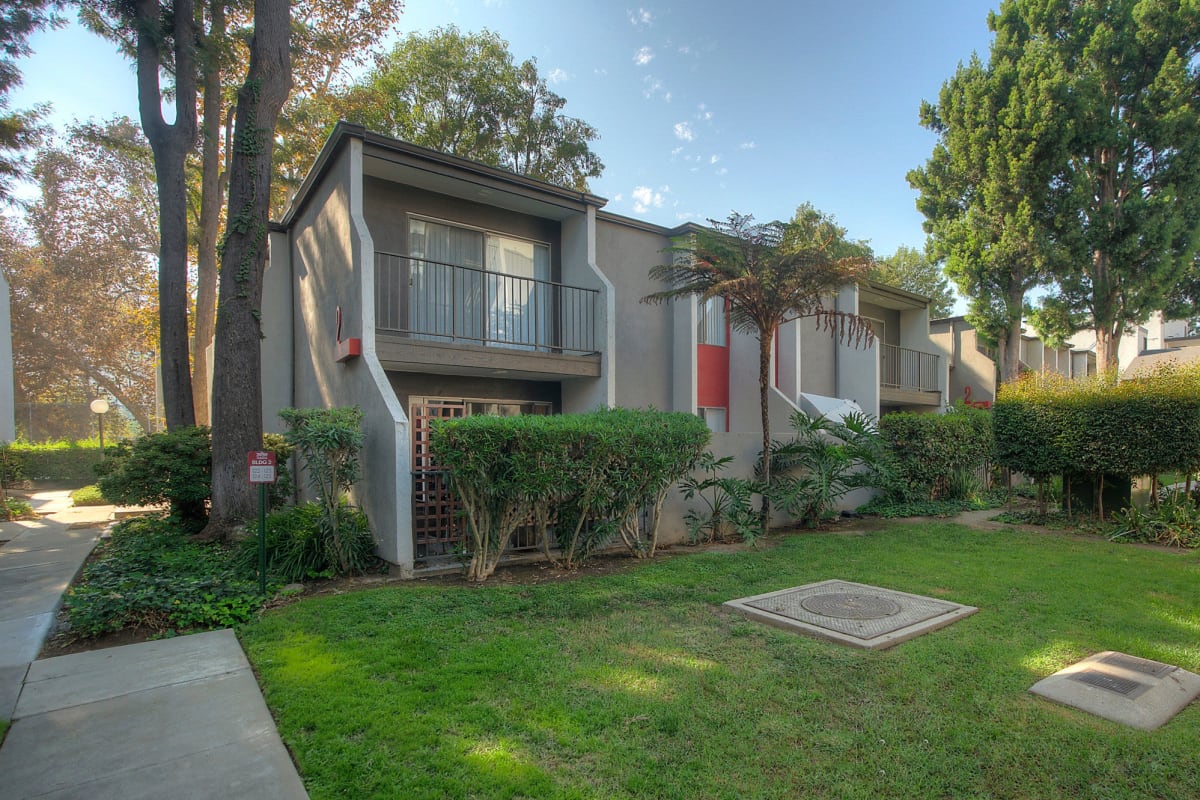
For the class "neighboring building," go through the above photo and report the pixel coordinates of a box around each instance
[1068,311,1195,374]
[262,123,945,574]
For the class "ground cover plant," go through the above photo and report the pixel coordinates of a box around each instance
[65,516,267,636]
[70,484,106,506]
[241,524,1200,800]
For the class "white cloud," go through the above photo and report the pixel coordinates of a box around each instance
[678,44,691,55]
[642,75,668,100]
[612,192,623,202]
[670,146,683,156]
[633,46,654,66]
[716,167,728,176]
[594,67,608,76]
[738,141,757,150]
[548,68,570,84]
[673,121,695,141]
[675,211,696,220]
[696,103,713,122]
[631,185,666,213]
[629,7,653,28]
[709,154,721,164]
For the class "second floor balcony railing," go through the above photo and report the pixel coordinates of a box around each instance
[880,343,940,392]
[375,252,599,355]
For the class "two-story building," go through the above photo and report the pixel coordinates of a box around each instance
[261,123,946,574]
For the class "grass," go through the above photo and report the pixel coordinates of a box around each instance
[240,523,1200,800]
[70,484,107,507]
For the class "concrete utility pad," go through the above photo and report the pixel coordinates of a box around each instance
[1029,651,1200,730]
[724,579,977,650]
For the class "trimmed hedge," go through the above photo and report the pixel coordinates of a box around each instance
[878,404,993,501]
[1,441,104,485]
[430,407,710,581]
[993,364,1200,514]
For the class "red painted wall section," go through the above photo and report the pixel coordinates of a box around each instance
[697,343,729,411]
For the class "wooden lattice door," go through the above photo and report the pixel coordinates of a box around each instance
[411,399,466,557]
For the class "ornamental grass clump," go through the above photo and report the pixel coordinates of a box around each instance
[430,408,709,581]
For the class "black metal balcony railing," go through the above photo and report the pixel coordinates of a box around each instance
[375,252,599,355]
[880,343,940,392]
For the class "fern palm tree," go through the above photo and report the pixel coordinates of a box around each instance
[642,210,873,528]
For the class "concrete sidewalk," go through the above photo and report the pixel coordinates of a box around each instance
[0,629,308,799]
[0,491,109,719]
[0,493,308,799]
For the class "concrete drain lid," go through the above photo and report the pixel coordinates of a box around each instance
[723,579,977,650]
[1029,651,1200,730]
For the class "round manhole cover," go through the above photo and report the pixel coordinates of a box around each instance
[800,592,902,620]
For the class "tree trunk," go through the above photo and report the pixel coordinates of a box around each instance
[205,0,292,538]
[1001,322,1024,383]
[1095,325,1118,373]
[136,0,197,431]
[192,0,227,427]
[758,327,772,530]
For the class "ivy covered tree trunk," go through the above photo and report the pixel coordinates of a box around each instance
[206,0,292,538]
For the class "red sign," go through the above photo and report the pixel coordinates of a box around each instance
[247,451,277,484]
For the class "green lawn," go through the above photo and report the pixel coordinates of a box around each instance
[241,524,1200,800]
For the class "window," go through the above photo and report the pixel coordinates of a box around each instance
[698,296,727,346]
[698,406,727,433]
[408,218,551,349]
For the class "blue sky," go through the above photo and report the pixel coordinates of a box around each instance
[12,1,998,258]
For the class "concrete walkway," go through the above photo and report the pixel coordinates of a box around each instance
[0,493,308,799]
[0,491,108,719]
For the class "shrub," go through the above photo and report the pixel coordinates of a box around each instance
[1,497,35,520]
[1109,496,1200,549]
[64,516,265,637]
[1,440,103,484]
[879,404,993,502]
[279,407,368,574]
[70,485,107,507]
[767,411,889,528]
[96,426,212,528]
[994,365,1200,516]
[242,501,377,582]
[431,408,709,580]
[679,452,762,545]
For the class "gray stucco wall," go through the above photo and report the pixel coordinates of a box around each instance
[835,286,880,415]
[361,178,563,279]
[261,231,294,435]
[595,217,673,411]
[561,210,612,412]
[387,372,561,412]
[290,141,410,567]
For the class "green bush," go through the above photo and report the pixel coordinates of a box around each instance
[679,452,763,545]
[242,501,377,582]
[96,427,212,528]
[70,485,107,507]
[1,497,35,520]
[1108,496,1200,549]
[1,440,103,484]
[767,411,890,527]
[431,408,709,580]
[64,516,266,637]
[994,365,1200,516]
[279,407,367,574]
[93,427,295,530]
[879,404,993,501]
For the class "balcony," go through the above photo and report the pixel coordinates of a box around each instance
[373,252,601,378]
[880,343,941,407]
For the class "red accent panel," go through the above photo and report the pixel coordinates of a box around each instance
[697,343,729,410]
[336,337,362,362]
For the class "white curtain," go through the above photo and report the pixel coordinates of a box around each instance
[409,219,484,341]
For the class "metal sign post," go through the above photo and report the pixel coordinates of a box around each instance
[248,451,278,595]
